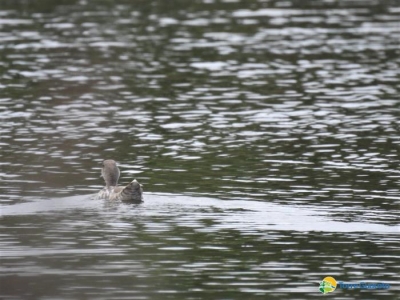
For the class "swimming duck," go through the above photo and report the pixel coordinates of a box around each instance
[96,159,143,202]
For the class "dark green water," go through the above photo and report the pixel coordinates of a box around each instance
[0,0,399,299]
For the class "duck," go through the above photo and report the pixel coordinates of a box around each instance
[96,159,143,202]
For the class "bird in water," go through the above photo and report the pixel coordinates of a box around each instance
[96,159,143,202]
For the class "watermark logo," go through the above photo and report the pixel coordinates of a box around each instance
[319,276,337,294]
[319,276,390,294]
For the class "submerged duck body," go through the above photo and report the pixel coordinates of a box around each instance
[96,159,143,202]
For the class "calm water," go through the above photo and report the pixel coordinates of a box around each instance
[1,0,399,299]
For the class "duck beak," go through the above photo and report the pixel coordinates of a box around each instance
[99,160,107,178]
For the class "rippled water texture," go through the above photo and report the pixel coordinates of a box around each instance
[0,0,399,299]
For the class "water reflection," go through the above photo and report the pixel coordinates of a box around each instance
[1,195,399,299]
[0,0,399,299]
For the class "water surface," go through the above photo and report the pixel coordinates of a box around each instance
[0,0,399,299]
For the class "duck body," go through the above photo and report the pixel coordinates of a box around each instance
[96,160,143,202]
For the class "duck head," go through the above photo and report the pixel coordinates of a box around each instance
[101,159,120,187]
